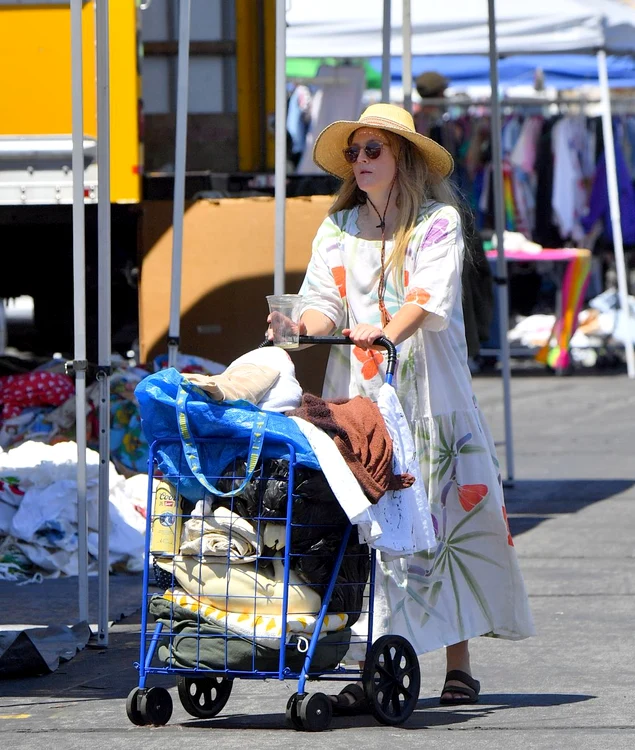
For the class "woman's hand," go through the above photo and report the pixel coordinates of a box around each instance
[342,324,385,350]
[266,312,307,342]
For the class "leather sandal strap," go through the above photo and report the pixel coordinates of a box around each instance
[444,669,481,695]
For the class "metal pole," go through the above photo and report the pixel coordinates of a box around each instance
[167,0,191,369]
[274,0,286,295]
[382,0,391,102]
[95,0,111,646]
[70,0,89,626]
[487,0,515,483]
[597,50,635,378]
[402,0,412,113]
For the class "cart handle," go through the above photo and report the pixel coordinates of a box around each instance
[261,335,397,380]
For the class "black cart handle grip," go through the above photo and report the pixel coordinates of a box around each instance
[261,335,397,377]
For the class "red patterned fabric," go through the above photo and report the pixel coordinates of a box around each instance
[0,372,75,420]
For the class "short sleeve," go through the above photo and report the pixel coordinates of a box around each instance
[404,206,464,332]
[298,215,346,328]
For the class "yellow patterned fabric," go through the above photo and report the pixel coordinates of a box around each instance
[163,589,348,650]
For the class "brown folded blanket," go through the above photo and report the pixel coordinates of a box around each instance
[289,393,414,504]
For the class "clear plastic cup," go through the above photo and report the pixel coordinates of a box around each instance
[266,294,302,349]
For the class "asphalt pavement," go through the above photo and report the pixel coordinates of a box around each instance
[1,372,633,750]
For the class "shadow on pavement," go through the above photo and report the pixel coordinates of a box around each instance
[504,479,634,538]
[175,692,594,731]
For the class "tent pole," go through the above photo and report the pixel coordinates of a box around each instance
[167,0,191,369]
[95,0,111,646]
[274,0,286,295]
[402,0,412,113]
[382,0,391,102]
[597,49,635,379]
[487,0,515,484]
[70,0,88,625]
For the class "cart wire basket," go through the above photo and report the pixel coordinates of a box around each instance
[127,336,421,731]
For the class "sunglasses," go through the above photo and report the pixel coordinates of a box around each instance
[342,140,386,164]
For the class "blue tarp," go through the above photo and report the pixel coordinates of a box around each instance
[368,54,635,89]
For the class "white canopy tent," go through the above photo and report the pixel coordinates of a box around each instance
[286,0,635,56]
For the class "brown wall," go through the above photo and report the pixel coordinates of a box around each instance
[139,195,334,395]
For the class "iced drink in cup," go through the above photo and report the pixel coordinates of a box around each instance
[266,294,302,349]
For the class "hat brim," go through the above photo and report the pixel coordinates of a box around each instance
[312,116,454,181]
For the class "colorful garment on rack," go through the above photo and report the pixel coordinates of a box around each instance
[534,249,593,370]
[486,248,592,371]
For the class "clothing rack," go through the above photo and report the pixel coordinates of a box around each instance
[287,76,352,86]
[417,95,635,111]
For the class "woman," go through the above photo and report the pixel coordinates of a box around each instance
[285,103,534,707]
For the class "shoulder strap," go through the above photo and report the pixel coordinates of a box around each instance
[175,380,268,497]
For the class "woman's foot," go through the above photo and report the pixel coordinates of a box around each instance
[441,640,480,704]
[329,682,369,715]
[439,670,481,705]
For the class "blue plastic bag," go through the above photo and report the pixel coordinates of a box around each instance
[135,368,320,501]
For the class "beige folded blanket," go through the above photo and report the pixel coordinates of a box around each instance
[156,555,321,616]
[184,362,279,405]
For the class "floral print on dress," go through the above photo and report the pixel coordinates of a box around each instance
[404,287,431,306]
[458,483,489,512]
[353,346,385,380]
[421,217,450,249]
[332,266,347,298]
[502,506,514,546]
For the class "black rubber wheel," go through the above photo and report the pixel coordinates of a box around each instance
[285,692,304,730]
[126,687,146,726]
[297,692,333,732]
[363,634,421,726]
[138,686,173,726]
[177,675,233,719]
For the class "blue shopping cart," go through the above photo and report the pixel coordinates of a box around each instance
[126,337,421,731]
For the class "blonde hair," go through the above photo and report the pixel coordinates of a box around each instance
[329,130,464,288]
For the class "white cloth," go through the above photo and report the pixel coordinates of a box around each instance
[228,347,302,413]
[376,383,436,558]
[296,65,366,175]
[551,117,592,243]
[0,441,148,577]
[180,502,261,561]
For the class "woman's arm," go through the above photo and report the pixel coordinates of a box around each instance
[300,308,337,337]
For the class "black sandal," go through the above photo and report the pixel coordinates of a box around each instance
[439,669,481,706]
[329,683,369,716]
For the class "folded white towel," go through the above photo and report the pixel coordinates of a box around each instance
[180,502,261,561]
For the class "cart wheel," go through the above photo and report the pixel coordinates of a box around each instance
[363,634,420,726]
[297,692,333,732]
[177,675,233,719]
[126,687,146,726]
[139,686,173,726]
[285,692,304,730]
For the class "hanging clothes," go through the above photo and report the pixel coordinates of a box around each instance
[582,132,635,246]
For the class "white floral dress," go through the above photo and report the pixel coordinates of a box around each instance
[299,201,535,654]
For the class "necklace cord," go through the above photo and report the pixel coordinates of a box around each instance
[365,170,398,329]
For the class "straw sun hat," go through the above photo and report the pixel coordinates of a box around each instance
[312,103,454,181]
